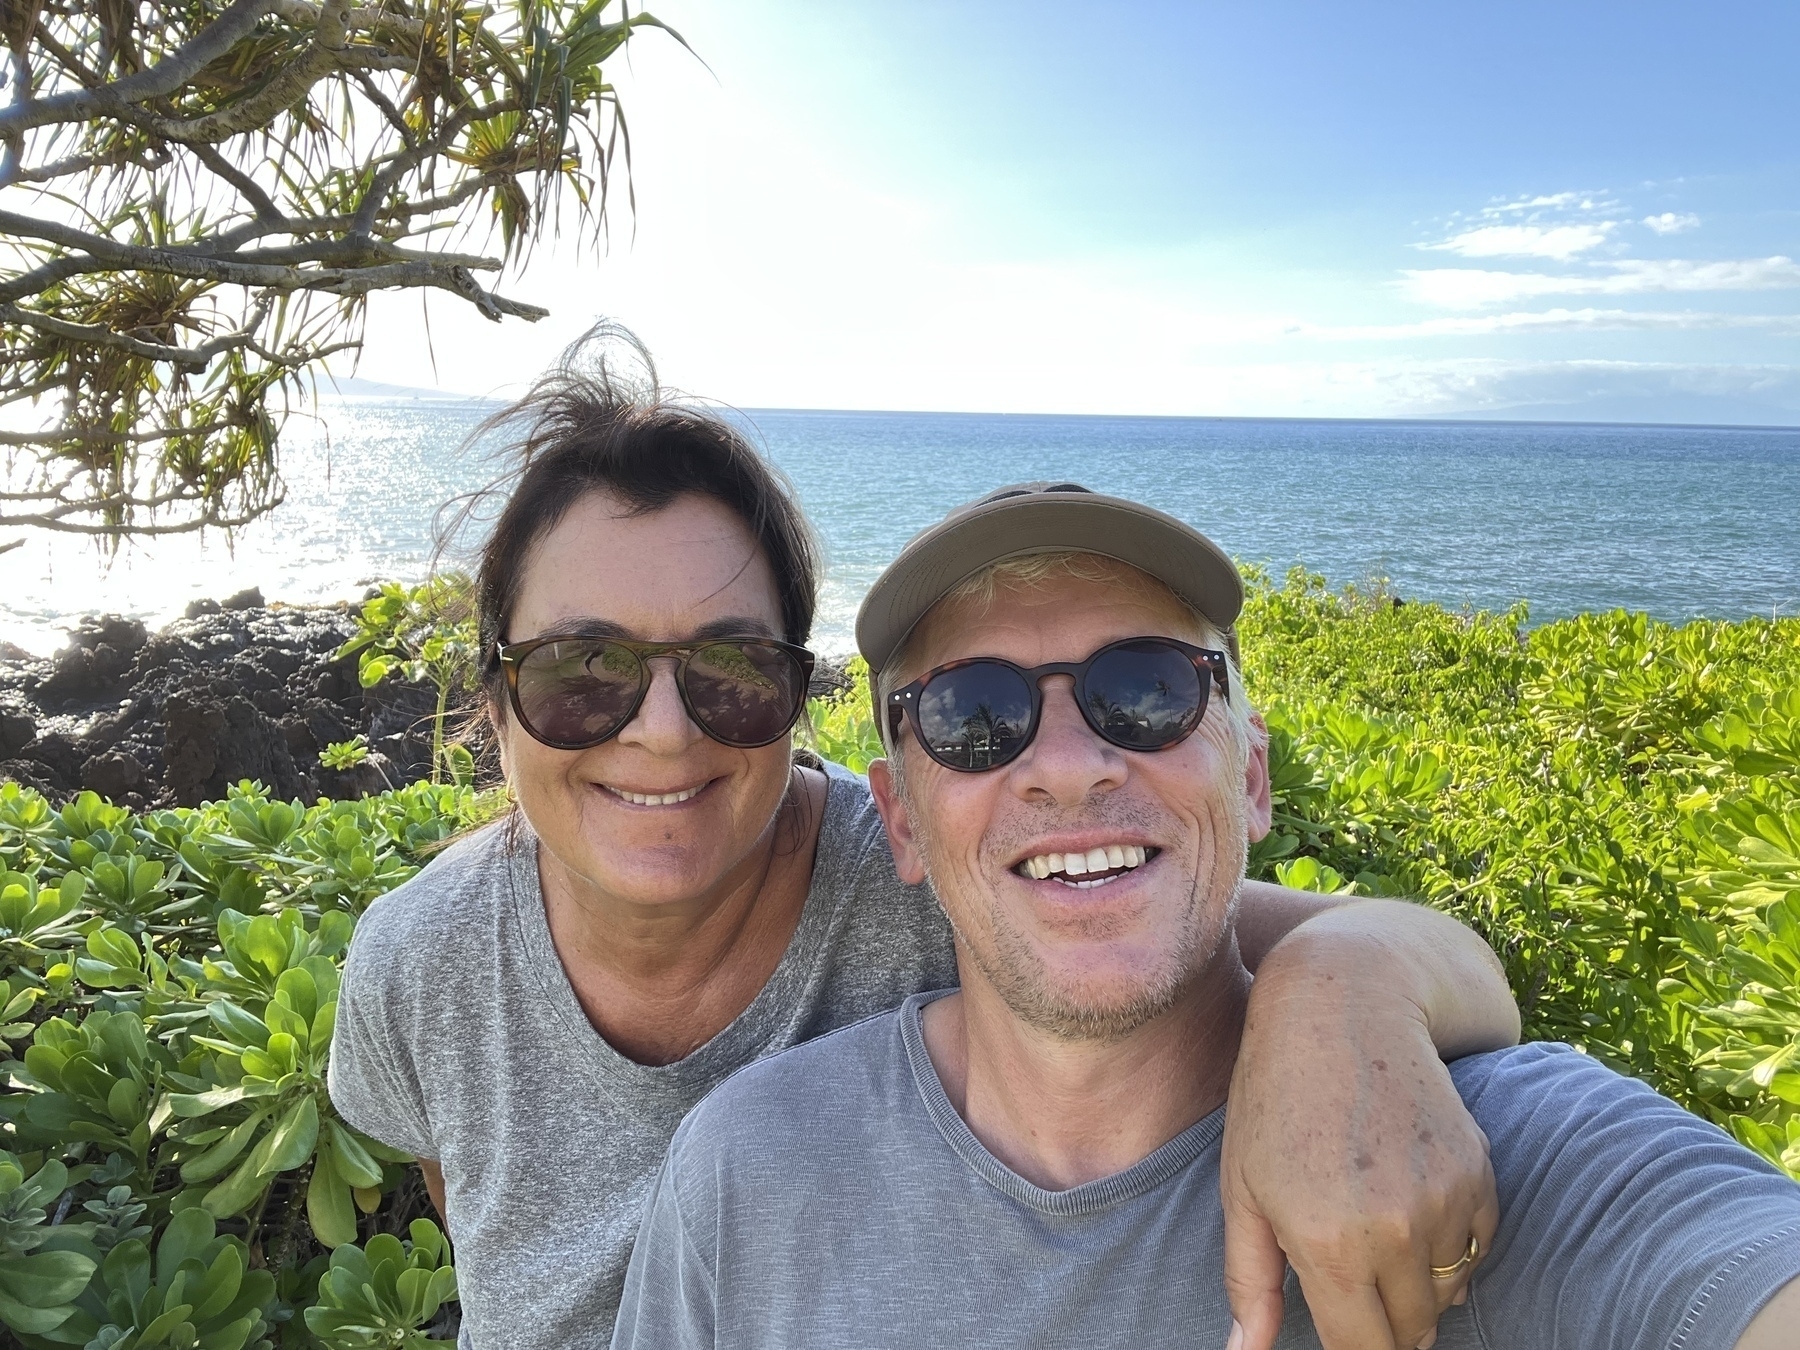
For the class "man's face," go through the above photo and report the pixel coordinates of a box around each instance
[869,565,1272,1041]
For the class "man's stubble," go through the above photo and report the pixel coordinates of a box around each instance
[911,784,1250,1044]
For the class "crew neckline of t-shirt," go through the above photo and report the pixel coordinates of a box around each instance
[898,990,1226,1216]
[506,764,864,1115]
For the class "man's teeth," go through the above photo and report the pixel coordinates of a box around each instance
[1018,845,1150,882]
[607,785,703,806]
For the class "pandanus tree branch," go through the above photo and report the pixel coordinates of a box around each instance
[0,0,686,547]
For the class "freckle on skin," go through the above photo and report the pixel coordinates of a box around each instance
[1418,1130,1434,1145]
[1355,1153,1375,1171]
[1373,1060,1388,1072]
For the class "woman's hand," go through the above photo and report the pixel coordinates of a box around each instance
[1219,900,1519,1350]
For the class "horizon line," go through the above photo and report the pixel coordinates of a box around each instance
[316,390,1800,435]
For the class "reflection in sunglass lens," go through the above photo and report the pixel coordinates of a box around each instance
[1082,640,1205,750]
[685,642,806,746]
[917,663,1035,769]
[515,640,643,747]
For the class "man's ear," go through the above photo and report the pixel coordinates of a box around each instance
[1243,711,1273,843]
[867,757,929,886]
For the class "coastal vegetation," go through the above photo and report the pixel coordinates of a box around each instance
[0,1,679,547]
[2,571,1797,1344]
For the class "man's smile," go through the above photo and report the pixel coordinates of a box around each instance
[1012,842,1162,887]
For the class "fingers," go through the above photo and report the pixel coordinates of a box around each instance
[1468,1163,1500,1279]
[1220,1182,1290,1350]
[1287,1157,1495,1350]
[1375,1248,1453,1350]
[1292,1270,1401,1350]
[1374,1159,1498,1349]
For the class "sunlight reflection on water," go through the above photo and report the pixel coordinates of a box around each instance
[4,401,1797,656]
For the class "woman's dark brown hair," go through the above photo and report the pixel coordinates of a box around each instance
[447,322,822,712]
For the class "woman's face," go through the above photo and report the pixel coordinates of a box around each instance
[496,489,797,911]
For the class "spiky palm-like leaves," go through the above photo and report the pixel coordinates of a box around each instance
[0,1,683,544]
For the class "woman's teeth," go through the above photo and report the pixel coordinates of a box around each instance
[606,785,703,806]
[1017,844,1151,885]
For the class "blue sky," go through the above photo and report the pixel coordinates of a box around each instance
[355,1,1800,422]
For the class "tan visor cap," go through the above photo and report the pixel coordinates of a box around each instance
[855,482,1244,676]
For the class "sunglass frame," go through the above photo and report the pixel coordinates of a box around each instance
[495,635,816,751]
[886,636,1230,772]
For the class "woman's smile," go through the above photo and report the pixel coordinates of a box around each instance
[597,779,714,807]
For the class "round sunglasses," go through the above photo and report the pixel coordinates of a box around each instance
[886,636,1230,772]
[495,635,815,751]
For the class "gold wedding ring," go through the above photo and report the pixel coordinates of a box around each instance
[1429,1235,1480,1280]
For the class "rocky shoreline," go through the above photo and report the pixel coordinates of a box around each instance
[0,594,856,808]
[0,591,443,808]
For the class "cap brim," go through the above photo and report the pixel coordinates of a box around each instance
[855,493,1242,675]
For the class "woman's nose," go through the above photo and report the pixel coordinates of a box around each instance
[615,658,704,753]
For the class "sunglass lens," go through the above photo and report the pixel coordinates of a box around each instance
[514,640,643,747]
[685,642,807,746]
[917,663,1035,769]
[1083,640,1205,750]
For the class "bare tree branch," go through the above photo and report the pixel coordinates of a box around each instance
[0,299,271,368]
[0,1,281,137]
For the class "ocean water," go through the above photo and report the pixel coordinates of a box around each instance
[3,401,1797,657]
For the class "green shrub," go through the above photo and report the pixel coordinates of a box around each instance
[807,657,883,774]
[2,570,1797,1347]
[338,580,479,786]
[0,781,498,1345]
[1240,567,1800,1175]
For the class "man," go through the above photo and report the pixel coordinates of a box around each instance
[612,484,1800,1350]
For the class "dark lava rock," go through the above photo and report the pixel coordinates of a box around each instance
[163,682,310,806]
[279,715,316,757]
[38,615,148,700]
[226,656,282,693]
[297,699,357,751]
[222,587,264,612]
[251,688,291,718]
[365,677,438,778]
[40,646,100,700]
[0,758,61,796]
[2,592,474,805]
[81,751,143,799]
[315,751,399,801]
[20,732,82,790]
[0,710,35,757]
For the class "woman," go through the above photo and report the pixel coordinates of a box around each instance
[329,331,1519,1350]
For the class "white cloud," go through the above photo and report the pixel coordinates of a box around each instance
[1643,211,1701,235]
[1465,191,1620,219]
[1402,256,1800,307]
[1300,309,1800,340]
[1491,191,1586,213]
[1420,221,1618,261]
[1388,359,1800,420]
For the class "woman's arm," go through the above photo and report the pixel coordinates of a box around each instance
[418,1157,448,1227]
[1234,879,1339,974]
[1221,898,1521,1350]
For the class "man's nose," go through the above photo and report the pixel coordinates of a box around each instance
[613,657,704,754]
[1008,674,1127,802]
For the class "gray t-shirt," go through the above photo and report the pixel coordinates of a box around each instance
[327,766,959,1349]
[613,991,1800,1350]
